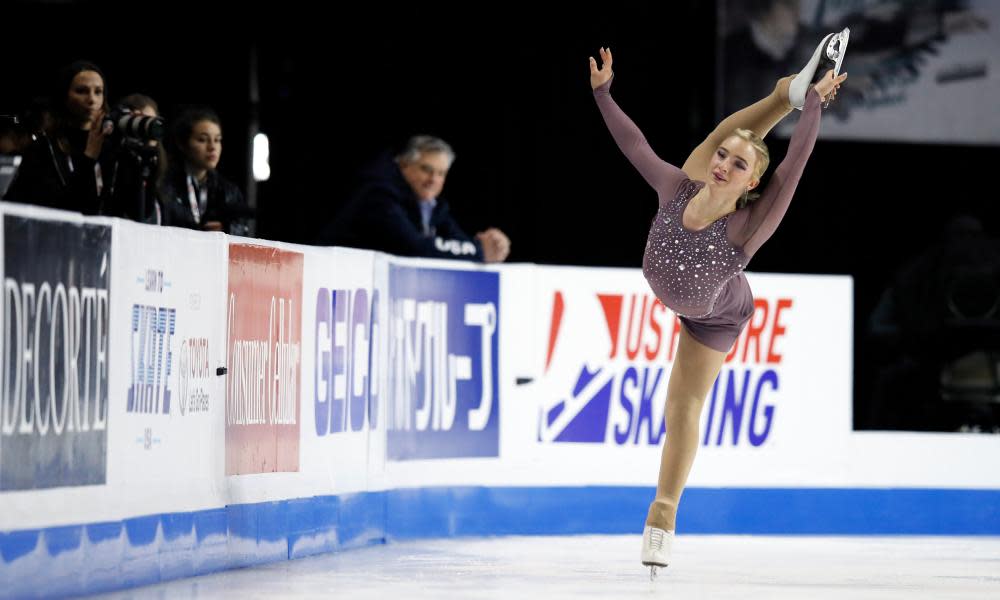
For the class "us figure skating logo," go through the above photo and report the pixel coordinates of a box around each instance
[538,291,790,448]
[539,292,672,446]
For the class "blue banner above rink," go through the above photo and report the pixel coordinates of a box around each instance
[386,265,500,460]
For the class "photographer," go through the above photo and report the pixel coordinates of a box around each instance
[103,93,167,224]
[160,107,250,234]
[4,61,114,214]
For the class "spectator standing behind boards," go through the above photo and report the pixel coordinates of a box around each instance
[160,107,249,234]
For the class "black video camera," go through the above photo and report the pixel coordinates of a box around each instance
[104,107,165,142]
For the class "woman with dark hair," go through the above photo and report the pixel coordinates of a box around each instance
[160,107,246,233]
[4,60,114,214]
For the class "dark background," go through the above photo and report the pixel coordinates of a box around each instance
[4,0,999,430]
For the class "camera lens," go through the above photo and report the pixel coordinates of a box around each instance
[109,108,165,141]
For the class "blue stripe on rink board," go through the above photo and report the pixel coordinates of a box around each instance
[384,487,1000,538]
[677,488,1000,535]
[2,487,998,598]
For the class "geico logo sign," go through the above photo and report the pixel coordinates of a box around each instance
[314,288,379,436]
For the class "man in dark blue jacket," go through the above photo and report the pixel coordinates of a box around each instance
[318,135,510,262]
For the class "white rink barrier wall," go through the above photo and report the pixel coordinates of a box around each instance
[1,203,998,597]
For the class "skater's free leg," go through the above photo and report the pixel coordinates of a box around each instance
[680,76,794,180]
[646,325,729,531]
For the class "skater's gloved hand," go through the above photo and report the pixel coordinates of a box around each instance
[813,69,848,105]
[589,47,613,90]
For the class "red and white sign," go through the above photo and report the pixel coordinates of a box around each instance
[226,243,304,475]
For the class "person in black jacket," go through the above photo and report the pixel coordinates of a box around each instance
[160,107,249,234]
[3,60,114,214]
[318,135,510,262]
[102,93,167,225]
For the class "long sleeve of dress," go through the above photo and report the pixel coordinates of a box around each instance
[728,87,822,259]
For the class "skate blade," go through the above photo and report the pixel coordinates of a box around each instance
[642,561,668,580]
[826,28,850,75]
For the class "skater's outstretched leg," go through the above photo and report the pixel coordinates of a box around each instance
[680,27,850,180]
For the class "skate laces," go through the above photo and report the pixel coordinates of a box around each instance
[648,528,665,552]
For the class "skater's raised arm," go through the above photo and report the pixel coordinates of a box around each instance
[729,71,846,258]
[591,47,686,196]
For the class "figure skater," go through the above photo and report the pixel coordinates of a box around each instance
[588,29,850,577]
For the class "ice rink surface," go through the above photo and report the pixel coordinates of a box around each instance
[87,534,1000,599]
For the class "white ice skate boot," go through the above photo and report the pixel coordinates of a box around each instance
[640,525,674,580]
[789,27,850,109]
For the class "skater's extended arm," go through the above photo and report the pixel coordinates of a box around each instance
[728,87,822,258]
[590,48,686,197]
